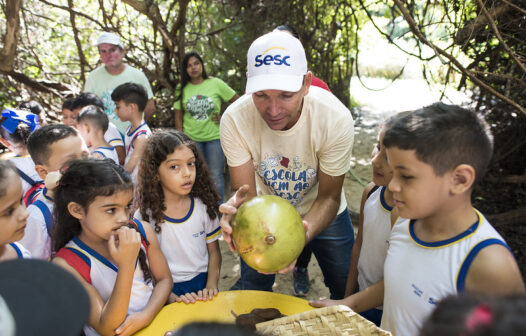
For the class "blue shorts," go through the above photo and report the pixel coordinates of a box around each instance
[172,272,208,296]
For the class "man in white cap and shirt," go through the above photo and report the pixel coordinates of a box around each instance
[219,31,355,299]
[84,32,155,133]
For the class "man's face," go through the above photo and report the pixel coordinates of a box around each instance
[251,76,311,131]
[98,43,125,69]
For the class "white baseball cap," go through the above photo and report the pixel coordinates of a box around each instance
[246,31,307,94]
[95,32,123,48]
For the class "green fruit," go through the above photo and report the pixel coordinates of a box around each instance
[232,195,305,273]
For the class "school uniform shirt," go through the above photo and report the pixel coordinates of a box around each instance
[104,121,124,149]
[9,155,41,196]
[124,121,151,184]
[381,210,509,336]
[9,242,31,259]
[220,86,354,217]
[357,186,392,303]
[135,196,221,283]
[57,234,153,336]
[91,146,119,165]
[18,187,54,260]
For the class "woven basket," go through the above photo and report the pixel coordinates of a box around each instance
[255,305,392,336]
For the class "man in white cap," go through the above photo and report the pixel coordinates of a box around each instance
[84,32,155,133]
[219,31,355,299]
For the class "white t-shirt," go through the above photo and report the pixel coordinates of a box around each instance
[135,196,221,283]
[381,211,509,336]
[220,86,354,216]
[91,146,119,165]
[357,186,392,305]
[124,121,151,184]
[104,122,124,149]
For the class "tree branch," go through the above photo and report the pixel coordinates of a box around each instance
[393,0,526,115]
[67,0,88,84]
[0,0,21,72]
[476,0,526,75]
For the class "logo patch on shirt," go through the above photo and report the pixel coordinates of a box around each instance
[186,95,214,121]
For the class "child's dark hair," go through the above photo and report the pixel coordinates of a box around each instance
[137,129,220,233]
[77,105,109,133]
[18,100,45,117]
[0,160,18,198]
[0,109,36,145]
[420,294,526,336]
[27,124,78,165]
[52,159,152,283]
[383,103,493,184]
[61,97,75,111]
[111,82,148,112]
[72,92,104,111]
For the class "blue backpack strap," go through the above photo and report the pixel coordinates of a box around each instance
[33,200,53,236]
[130,218,149,250]
[16,167,41,187]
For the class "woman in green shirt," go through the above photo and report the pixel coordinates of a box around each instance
[174,52,239,202]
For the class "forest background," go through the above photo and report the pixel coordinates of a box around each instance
[1,0,525,278]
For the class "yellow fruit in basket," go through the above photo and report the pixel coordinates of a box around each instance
[232,195,305,273]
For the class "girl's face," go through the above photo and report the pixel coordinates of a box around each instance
[186,56,203,81]
[371,128,393,187]
[76,189,133,242]
[158,145,196,198]
[0,172,28,245]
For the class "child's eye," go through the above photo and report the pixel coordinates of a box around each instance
[170,164,179,170]
[401,175,413,180]
[188,161,196,167]
[105,208,116,214]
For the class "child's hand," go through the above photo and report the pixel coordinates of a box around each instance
[309,298,342,308]
[109,226,141,268]
[198,287,218,301]
[114,311,149,336]
[175,292,200,304]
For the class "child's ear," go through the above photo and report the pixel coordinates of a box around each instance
[450,164,475,194]
[67,202,85,220]
[34,164,48,181]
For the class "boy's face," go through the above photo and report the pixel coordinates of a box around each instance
[386,147,451,220]
[62,108,78,128]
[371,129,392,187]
[114,100,133,122]
[36,134,90,180]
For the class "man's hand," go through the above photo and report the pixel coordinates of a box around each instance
[218,184,250,251]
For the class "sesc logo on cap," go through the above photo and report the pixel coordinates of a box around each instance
[246,31,307,94]
[254,47,291,67]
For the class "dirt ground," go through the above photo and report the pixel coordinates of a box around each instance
[218,112,382,301]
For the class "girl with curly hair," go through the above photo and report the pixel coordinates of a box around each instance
[135,129,221,304]
[51,159,172,336]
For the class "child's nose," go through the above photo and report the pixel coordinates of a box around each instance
[18,205,29,221]
[388,178,399,193]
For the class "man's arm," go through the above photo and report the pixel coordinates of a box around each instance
[303,171,345,242]
[144,99,155,122]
